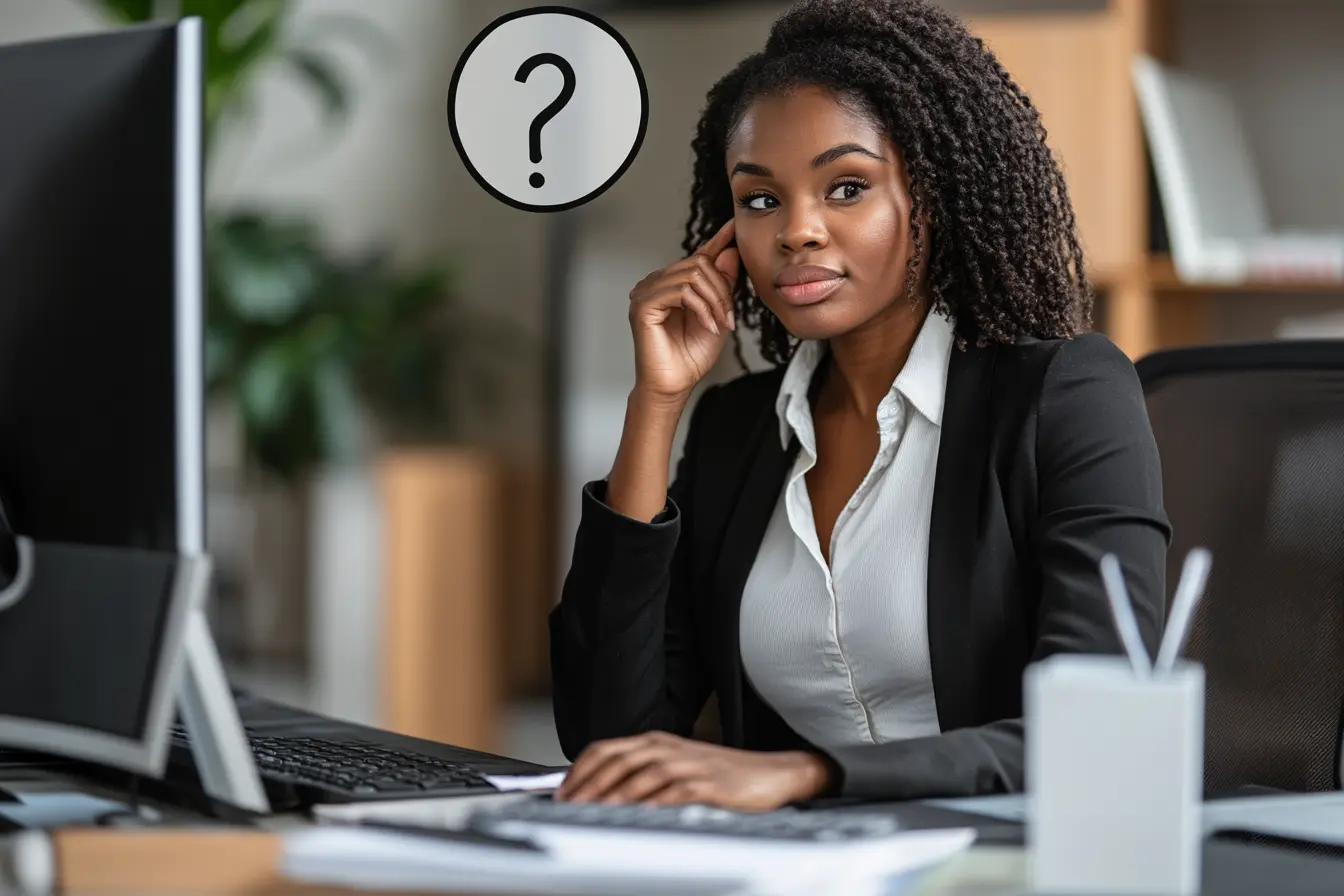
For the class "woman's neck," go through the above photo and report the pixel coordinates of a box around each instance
[819,296,933,418]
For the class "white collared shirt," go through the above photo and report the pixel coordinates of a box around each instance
[738,309,955,749]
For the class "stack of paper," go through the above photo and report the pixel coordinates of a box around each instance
[1203,791,1344,846]
[282,822,975,895]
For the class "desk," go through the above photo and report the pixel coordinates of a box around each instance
[8,770,1344,895]
[17,831,1344,895]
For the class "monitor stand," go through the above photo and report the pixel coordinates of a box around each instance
[176,557,270,815]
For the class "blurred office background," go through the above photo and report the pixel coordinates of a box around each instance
[0,0,1340,768]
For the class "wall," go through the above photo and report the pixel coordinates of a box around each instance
[0,0,102,40]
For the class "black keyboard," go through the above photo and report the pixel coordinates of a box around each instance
[469,799,903,843]
[170,726,496,802]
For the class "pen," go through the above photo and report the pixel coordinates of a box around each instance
[1153,547,1212,676]
[1100,553,1153,678]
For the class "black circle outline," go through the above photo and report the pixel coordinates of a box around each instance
[446,6,650,214]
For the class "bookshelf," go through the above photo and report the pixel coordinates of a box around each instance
[963,0,1344,359]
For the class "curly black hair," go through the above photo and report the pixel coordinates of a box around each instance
[681,0,1092,368]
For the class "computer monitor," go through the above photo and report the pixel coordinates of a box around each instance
[0,19,267,812]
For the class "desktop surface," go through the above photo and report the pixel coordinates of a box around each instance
[8,779,1344,896]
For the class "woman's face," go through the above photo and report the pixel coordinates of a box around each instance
[725,86,917,342]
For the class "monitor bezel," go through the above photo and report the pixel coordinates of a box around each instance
[0,17,204,779]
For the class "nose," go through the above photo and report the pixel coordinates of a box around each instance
[775,202,828,253]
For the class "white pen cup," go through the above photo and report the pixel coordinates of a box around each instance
[1025,654,1205,896]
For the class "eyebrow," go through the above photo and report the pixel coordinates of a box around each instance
[730,143,886,178]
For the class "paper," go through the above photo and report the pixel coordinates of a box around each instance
[484,771,568,792]
[1202,791,1344,845]
[283,821,975,896]
[283,826,741,895]
[925,794,1028,822]
[511,825,975,895]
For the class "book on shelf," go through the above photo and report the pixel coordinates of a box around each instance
[1132,54,1344,286]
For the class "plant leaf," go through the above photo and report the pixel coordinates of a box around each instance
[238,341,298,433]
[204,328,234,388]
[283,48,348,124]
[210,0,284,79]
[86,0,155,23]
[179,0,256,23]
[209,213,320,321]
[296,12,398,67]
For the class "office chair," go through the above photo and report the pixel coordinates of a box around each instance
[1137,340,1344,796]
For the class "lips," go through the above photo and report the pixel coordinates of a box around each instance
[774,265,845,306]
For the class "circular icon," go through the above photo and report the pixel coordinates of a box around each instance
[447,6,649,213]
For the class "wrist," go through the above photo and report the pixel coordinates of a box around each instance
[783,750,835,802]
[629,384,692,415]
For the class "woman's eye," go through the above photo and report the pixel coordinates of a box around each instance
[829,182,865,201]
[743,194,776,211]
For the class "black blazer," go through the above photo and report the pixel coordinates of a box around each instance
[549,332,1171,801]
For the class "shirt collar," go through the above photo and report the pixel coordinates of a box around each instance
[775,309,956,449]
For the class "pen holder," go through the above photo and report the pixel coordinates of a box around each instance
[1025,654,1205,896]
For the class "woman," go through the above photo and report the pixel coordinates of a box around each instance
[549,0,1170,810]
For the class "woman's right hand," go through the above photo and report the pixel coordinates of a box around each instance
[628,219,740,404]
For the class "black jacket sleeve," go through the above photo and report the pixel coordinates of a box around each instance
[816,334,1172,800]
[549,387,719,760]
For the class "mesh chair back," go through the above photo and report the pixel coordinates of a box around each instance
[1138,341,1344,795]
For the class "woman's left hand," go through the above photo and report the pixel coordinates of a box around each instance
[553,731,834,811]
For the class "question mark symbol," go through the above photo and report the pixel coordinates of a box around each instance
[515,53,576,189]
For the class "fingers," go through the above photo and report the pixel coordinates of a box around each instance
[655,254,735,330]
[556,736,635,800]
[562,743,665,803]
[684,259,735,331]
[632,281,725,336]
[693,218,736,261]
[557,732,694,804]
[714,246,741,291]
[670,282,723,335]
[645,781,704,807]
[626,218,739,346]
[599,759,701,805]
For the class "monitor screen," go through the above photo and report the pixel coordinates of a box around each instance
[0,23,192,553]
